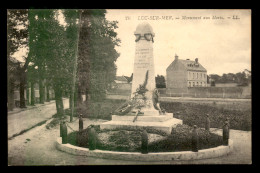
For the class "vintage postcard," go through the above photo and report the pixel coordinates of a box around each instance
[7,9,251,165]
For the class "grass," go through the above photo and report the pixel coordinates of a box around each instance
[67,124,223,152]
[76,99,126,120]
[160,101,251,131]
[74,99,251,131]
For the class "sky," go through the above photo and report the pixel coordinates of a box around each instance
[12,9,251,77]
[105,9,251,77]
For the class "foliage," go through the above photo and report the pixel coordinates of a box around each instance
[77,9,120,102]
[7,9,28,58]
[27,9,80,115]
[7,10,29,108]
[67,124,223,152]
[155,75,166,88]
[28,9,77,90]
[148,124,222,152]
[209,70,251,86]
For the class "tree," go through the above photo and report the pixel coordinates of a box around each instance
[209,74,221,83]
[63,9,81,121]
[226,73,236,82]
[155,75,166,88]
[7,10,29,109]
[7,57,20,110]
[235,72,248,86]
[77,9,120,105]
[28,9,76,117]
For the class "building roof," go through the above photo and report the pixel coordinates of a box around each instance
[179,59,207,72]
[115,76,128,83]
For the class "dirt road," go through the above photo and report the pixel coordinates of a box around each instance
[8,117,251,165]
[8,98,69,139]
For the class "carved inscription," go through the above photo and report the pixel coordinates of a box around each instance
[135,48,151,68]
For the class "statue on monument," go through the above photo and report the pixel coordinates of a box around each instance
[152,88,165,115]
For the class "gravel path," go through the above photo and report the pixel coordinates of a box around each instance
[8,117,251,165]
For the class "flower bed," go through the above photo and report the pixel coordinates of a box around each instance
[67,124,223,152]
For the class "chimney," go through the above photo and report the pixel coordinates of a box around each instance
[195,58,198,63]
[175,54,178,61]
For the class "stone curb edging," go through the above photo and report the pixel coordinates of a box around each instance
[56,137,233,161]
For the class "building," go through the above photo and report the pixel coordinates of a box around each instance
[111,75,132,90]
[114,76,129,84]
[166,54,207,91]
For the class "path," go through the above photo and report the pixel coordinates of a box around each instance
[8,117,251,165]
[8,98,69,139]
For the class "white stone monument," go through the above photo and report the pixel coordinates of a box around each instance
[130,22,158,115]
[100,22,182,134]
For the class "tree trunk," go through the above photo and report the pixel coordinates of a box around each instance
[26,81,30,105]
[46,84,50,102]
[84,88,90,105]
[39,77,45,104]
[19,71,26,108]
[77,87,83,106]
[8,82,15,111]
[31,81,35,106]
[69,92,73,110]
[54,86,64,118]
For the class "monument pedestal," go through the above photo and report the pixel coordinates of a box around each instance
[100,113,183,135]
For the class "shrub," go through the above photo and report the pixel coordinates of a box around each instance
[67,124,223,152]
[148,124,222,152]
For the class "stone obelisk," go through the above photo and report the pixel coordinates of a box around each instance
[131,22,159,115]
[99,22,183,134]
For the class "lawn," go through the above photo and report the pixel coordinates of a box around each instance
[160,101,251,131]
[74,99,251,131]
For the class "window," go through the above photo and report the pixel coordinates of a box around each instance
[189,82,191,87]
[193,82,195,87]
[197,73,198,79]
[201,82,202,86]
[193,73,195,79]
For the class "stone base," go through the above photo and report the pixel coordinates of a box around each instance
[111,113,173,122]
[100,113,183,135]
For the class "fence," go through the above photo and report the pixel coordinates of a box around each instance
[159,86,251,99]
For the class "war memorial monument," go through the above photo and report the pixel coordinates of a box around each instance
[100,22,183,134]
